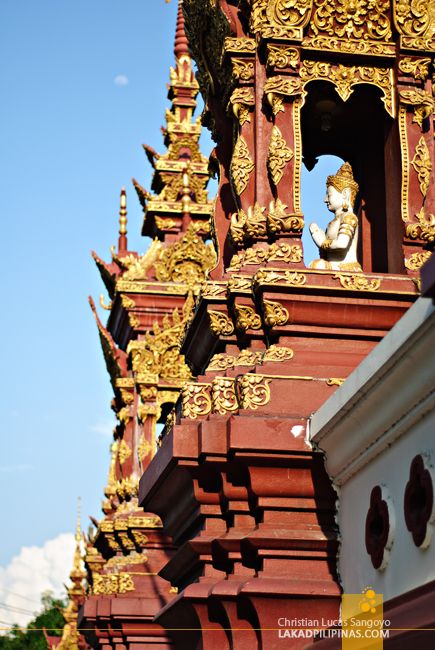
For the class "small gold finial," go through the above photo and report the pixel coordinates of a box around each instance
[76,495,81,543]
[119,187,127,235]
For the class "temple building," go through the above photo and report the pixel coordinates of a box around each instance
[77,0,435,648]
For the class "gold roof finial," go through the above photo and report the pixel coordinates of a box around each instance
[118,187,128,254]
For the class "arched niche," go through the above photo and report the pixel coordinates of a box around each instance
[301,81,402,274]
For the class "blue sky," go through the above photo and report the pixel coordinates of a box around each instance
[0,0,339,622]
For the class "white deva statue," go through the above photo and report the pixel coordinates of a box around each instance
[309,162,362,272]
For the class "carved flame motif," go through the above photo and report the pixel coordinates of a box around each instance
[230,135,255,196]
[267,126,294,185]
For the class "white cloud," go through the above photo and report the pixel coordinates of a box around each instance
[114,75,128,86]
[0,533,76,632]
[89,417,116,437]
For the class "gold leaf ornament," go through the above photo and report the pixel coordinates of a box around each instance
[181,383,212,419]
[118,439,133,465]
[411,136,432,198]
[230,136,255,196]
[262,299,290,327]
[267,126,294,186]
[234,305,262,332]
[238,374,272,410]
[208,310,235,337]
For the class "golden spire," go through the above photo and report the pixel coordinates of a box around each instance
[72,496,83,574]
[118,187,128,254]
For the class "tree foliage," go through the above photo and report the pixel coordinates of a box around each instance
[0,592,67,650]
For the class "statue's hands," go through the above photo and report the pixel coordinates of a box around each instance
[309,222,326,247]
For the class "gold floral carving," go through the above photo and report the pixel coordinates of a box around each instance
[263,345,294,362]
[120,388,134,405]
[118,533,135,549]
[236,349,264,366]
[154,223,216,283]
[206,354,236,371]
[267,127,294,186]
[138,435,152,462]
[311,0,392,41]
[116,475,139,500]
[405,251,432,270]
[267,199,304,234]
[263,76,302,115]
[248,0,314,39]
[393,0,435,48]
[137,403,157,422]
[140,386,157,400]
[227,243,304,268]
[266,45,299,69]
[121,294,136,309]
[107,537,121,550]
[117,407,132,425]
[230,136,255,196]
[200,281,227,298]
[302,35,395,55]
[118,439,132,465]
[399,89,434,128]
[254,268,306,287]
[245,203,268,238]
[238,374,272,410]
[232,59,254,81]
[211,377,238,414]
[208,310,235,337]
[92,573,135,596]
[399,57,431,80]
[129,313,140,328]
[399,104,410,223]
[227,254,244,271]
[154,216,176,230]
[227,275,252,293]
[411,136,432,198]
[406,207,435,243]
[116,378,135,388]
[299,61,394,116]
[234,305,262,332]
[181,383,212,419]
[224,37,256,53]
[333,274,381,291]
[262,300,289,327]
[131,531,148,545]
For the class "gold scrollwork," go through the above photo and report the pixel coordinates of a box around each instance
[224,37,256,54]
[263,76,302,115]
[406,207,435,243]
[92,572,135,596]
[200,281,227,298]
[236,349,264,366]
[302,35,395,55]
[262,299,290,327]
[211,377,238,414]
[399,89,434,128]
[206,354,236,371]
[181,383,212,419]
[393,0,435,46]
[227,275,252,293]
[154,216,176,230]
[266,44,299,69]
[121,294,136,309]
[208,310,235,337]
[263,345,294,362]
[267,126,294,186]
[230,136,255,196]
[333,273,381,291]
[267,198,304,234]
[238,374,272,410]
[404,251,432,270]
[411,136,432,198]
[232,59,254,81]
[129,313,140,328]
[249,0,314,39]
[234,305,262,332]
[120,388,134,404]
[137,403,157,423]
[228,88,255,125]
[399,57,431,80]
